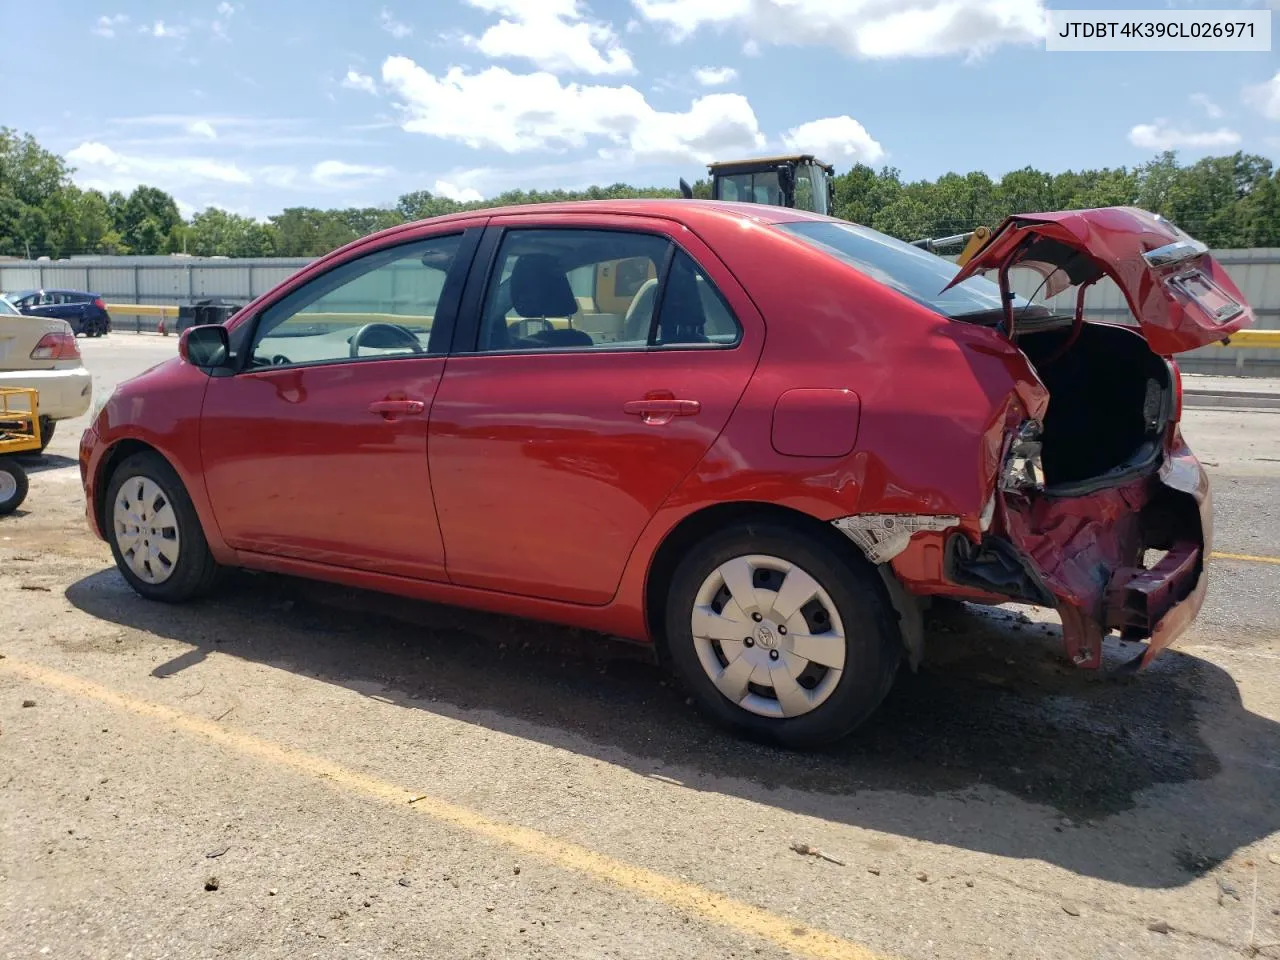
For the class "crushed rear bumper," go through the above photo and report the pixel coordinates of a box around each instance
[1001,439,1209,669]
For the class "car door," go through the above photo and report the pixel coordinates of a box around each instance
[44,293,81,332]
[428,214,764,605]
[19,292,54,320]
[199,226,482,581]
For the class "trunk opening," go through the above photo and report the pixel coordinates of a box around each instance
[1016,322,1173,492]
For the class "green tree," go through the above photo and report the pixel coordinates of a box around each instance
[183,207,275,257]
[122,186,182,253]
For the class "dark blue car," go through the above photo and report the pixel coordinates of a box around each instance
[4,289,112,337]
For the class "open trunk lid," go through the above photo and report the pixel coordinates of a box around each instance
[943,206,1254,355]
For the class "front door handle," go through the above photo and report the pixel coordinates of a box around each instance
[622,397,701,425]
[368,399,425,419]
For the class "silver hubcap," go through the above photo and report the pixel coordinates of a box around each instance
[691,554,847,719]
[113,476,181,584]
[0,470,16,504]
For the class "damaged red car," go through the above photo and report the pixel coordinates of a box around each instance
[79,201,1253,747]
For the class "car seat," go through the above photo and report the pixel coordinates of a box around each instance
[657,258,709,344]
[505,253,594,349]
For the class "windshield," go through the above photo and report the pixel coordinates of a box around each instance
[778,220,1037,320]
[0,296,19,316]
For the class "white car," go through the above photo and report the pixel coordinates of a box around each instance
[0,294,93,452]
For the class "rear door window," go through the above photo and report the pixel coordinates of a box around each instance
[473,229,742,352]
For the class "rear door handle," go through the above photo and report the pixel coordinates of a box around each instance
[368,399,425,419]
[623,398,701,425]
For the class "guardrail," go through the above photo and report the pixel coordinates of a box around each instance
[105,302,181,335]
[105,302,1280,348]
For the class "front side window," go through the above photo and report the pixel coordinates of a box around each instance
[248,234,463,368]
[475,229,742,352]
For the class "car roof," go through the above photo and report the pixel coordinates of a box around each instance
[414,198,833,229]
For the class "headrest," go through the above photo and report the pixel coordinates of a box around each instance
[510,253,578,318]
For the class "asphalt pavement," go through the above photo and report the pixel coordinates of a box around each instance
[2,333,1279,960]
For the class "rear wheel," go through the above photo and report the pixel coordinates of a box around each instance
[37,417,55,454]
[105,452,221,602]
[0,457,29,515]
[663,523,900,749]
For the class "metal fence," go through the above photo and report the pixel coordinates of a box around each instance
[3,248,1278,373]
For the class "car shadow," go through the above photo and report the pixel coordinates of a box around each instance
[16,453,77,472]
[65,566,1280,890]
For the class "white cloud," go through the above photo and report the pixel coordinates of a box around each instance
[782,115,885,163]
[311,160,392,187]
[141,19,189,40]
[631,0,1047,60]
[381,56,765,162]
[66,141,252,195]
[185,119,218,139]
[380,7,413,39]
[92,14,129,38]
[435,179,484,202]
[464,0,634,75]
[1128,122,1242,151]
[1243,71,1280,121]
[212,1,237,40]
[1189,92,1223,119]
[260,166,300,189]
[694,65,737,86]
[342,70,378,95]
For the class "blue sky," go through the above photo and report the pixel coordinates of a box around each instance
[4,0,1279,219]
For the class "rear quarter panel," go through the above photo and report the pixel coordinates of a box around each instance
[610,215,1048,630]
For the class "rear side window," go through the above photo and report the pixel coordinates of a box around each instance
[474,228,742,352]
[778,220,1035,320]
[652,249,741,347]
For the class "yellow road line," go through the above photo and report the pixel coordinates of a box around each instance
[1211,551,1280,566]
[2,657,887,960]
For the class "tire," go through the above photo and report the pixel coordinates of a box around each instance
[104,451,221,602]
[0,457,29,515]
[37,417,55,454]
[663,522,901,749]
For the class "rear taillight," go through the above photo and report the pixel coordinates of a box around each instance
[1167,359,1183,422]
[93,297,106,310]
[30,332,81,360]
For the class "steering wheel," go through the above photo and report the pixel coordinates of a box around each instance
[349,322,424,358]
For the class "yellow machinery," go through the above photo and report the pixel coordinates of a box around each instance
[680,154,837,215]
[0,386,41,514]
[910,225,993,266]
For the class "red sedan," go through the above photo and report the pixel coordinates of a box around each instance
[79,201,1253,747]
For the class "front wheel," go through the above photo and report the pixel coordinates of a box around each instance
[0,457,29,515]
[105,451,221,602]
[663,523,901,749]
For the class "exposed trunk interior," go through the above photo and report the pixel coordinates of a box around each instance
[1016,322,1172,489]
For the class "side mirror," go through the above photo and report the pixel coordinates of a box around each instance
[678,177,694,199]
[179,324,231,368]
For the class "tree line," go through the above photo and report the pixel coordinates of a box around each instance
[3,126,1279,261]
